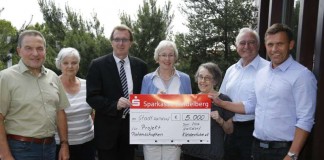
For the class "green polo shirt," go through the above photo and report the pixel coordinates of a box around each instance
[0,60,69,138]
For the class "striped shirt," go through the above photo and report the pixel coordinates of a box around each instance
[55,78,94,145]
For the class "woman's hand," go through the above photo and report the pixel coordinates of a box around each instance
[210,110,224,126]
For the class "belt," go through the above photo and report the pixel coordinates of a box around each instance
[7,134,54,144]
[254,138,291,149]
[233,120,254,126]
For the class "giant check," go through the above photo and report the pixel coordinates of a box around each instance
[129,94,211,144]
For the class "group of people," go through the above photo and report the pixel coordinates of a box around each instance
[0,23,317,160]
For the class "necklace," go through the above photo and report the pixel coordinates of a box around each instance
[159,68,174,81]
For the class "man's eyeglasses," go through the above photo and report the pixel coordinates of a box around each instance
[112,38,130,43]
[159,54,175,58]
[197,75,212,82]
[238,40,256,46]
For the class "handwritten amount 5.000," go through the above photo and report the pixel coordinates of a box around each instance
[183,113,209,121]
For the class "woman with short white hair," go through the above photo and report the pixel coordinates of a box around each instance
[54,47,95,160]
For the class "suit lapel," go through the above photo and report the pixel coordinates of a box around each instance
[106,53,123,89]
[129,56,138,90]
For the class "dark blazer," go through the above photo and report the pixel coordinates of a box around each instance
[86,53,147,149]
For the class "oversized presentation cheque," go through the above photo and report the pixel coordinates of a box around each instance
[129,94,211,144]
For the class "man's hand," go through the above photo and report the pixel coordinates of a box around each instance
[208,93,246,114]
[0,152,15,160]
[0,114,15,160]
[58,143,69,160]
[117,97,131,110]
[208,93,223,107]
[56,110,69,160]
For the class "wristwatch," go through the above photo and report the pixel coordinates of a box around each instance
[287,151,298,160]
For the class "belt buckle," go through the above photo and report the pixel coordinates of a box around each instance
[44,137,53,144]
[42,138,47,144]
[36,137,52,144]
[260,141,269,148]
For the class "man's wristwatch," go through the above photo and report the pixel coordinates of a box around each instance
[287,151,298,160]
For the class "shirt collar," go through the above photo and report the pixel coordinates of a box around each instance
[18,59,47,75]
[113,54,130,64]
[152,67,180,80]
[272,55,294,71]
[235,55,261,69]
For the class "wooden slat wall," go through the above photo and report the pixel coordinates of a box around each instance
[312,0,324,159]
[257,0,269,58]
[296,0,319,70]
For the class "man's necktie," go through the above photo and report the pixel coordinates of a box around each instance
[119,59,129,118]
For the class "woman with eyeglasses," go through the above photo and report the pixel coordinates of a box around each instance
[140,40,192,160]
[181,62,234,160]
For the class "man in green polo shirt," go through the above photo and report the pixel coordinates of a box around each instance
[0,30,70,160]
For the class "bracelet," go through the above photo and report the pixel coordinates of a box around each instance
[60,140,69,145]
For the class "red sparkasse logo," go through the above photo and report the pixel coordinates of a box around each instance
[130,94,211,109]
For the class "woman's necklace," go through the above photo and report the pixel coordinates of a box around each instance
[159,69,174,81]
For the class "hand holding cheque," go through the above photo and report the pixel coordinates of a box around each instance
[129,94,211,144]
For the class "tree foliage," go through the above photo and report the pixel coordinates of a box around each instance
[120,0,174,72]
[176,0,257,92]
[35,0,111,78]
[0,19,17,70]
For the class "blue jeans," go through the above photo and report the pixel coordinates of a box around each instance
[8,139,56,160]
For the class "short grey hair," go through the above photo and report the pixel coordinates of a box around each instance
[55,47,80,70]
[153,40,179,62]
[235,28,260,47]
[194,62,222,87]
[18,30,46,48]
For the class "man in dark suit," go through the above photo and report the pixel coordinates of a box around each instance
[86,25,148,160]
